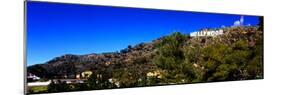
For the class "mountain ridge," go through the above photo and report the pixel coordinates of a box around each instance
[27,26,263,81]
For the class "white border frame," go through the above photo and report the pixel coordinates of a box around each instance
[2,0,281,95]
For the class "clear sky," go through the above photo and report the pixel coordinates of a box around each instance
[27,1,260,66]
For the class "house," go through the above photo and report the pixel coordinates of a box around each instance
[76,70,93,79]
[27,80,51,86]
[53,79,87,84]
[108,78,120,87]
[146,70,163,79]
[82,71,93,78]
[27,73,40,81]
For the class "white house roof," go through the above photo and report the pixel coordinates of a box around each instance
[27,80,51,86]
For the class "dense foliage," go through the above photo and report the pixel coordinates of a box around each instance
[153,26,263,84]
[27,26,263,94]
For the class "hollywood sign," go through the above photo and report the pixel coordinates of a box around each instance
[190,29,223,37]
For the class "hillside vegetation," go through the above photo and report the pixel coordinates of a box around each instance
[27,26,263,93]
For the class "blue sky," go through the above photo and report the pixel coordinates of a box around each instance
[27,1,260,66]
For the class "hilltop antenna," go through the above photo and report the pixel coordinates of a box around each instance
[240,16,244,26]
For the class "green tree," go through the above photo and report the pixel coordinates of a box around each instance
[153,32,189,83]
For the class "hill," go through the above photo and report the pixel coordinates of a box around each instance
[27,26,263,86]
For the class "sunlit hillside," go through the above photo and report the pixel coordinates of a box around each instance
[27,25,263,94]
